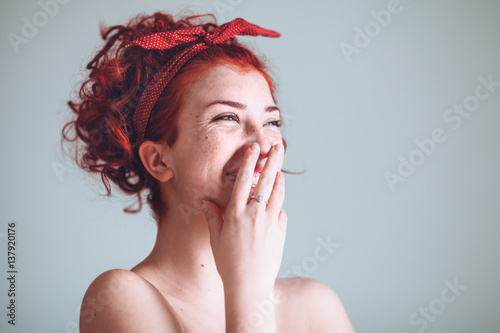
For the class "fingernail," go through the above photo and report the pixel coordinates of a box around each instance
[274,144,283,154]
[201,201,208,213]
[250,143,259,152]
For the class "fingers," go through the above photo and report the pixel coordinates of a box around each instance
[278,207,288,231]
[201,200,223,246]
[250,143,284,209]
[266,171,285,217]
[231,143,260,210]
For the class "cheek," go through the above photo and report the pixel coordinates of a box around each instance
[182,135,226,175]
[188,137,233,196]
[202,140,224,170]
[262,129,283,145]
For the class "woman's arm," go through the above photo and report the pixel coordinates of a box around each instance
[224,283,278,332]
[79,269,184,333]
[202,142,287,332]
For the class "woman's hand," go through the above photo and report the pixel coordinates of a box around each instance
[201,142,287,295]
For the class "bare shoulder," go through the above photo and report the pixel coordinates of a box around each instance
[275,277,355,333]
[79,269,184,333]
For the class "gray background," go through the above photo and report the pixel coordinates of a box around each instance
[1,0,499,332]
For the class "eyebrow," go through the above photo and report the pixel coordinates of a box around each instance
[205,100,281,113]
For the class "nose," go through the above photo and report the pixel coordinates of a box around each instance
[245,125,276,159]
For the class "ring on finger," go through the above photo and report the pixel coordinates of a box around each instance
[250,194,268,205]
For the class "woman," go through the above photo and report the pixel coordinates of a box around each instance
[62,11,354,332]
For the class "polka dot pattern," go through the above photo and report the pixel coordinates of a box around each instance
[125,17,281,141]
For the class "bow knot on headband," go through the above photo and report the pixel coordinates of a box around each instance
[200,33,215,46]
[125,17,281,141]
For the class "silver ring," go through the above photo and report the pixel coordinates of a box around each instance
[250,195,268,204]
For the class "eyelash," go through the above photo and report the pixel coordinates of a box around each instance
[214,114,282,128]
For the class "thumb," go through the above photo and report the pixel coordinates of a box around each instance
[201,200,223,246]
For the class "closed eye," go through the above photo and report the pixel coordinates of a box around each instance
[213,114,282,127]
[214,114,239,122]
[266,120,282,127]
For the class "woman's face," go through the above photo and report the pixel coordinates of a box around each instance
[163,64,283,212]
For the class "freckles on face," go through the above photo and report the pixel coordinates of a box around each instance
[167,111,232,204]
[169,64,281,204]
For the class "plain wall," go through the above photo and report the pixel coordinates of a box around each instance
[1,0,499,332]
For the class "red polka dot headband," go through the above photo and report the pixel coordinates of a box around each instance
[125,17,281,141]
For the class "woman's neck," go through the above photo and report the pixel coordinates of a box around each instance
[132,202,225,306]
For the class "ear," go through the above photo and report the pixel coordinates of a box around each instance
[138,141,174,182]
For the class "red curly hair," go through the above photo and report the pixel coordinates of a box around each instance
[61,11,287,224]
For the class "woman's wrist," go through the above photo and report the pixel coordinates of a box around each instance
[224,284,277,332]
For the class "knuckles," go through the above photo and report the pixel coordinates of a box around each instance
[239,172,251,182]
[279,208,287,222]
[259,174,273,185]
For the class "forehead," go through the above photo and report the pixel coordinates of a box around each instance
[182,65,274,108]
